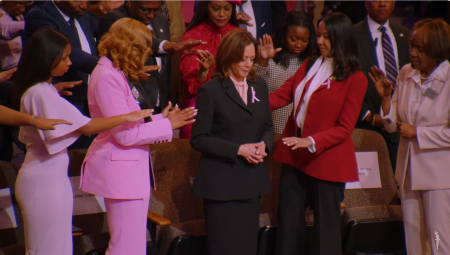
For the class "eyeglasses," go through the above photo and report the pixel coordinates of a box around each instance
[135,2,159,15]
[409,46,425,55]
[12,1,33,8]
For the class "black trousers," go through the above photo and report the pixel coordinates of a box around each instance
[276,164,345,255]
[203,197,261,255]
[386,139,398,175]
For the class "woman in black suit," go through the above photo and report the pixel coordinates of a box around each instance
[190,29,274,255]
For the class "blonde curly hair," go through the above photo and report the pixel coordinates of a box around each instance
[98,18,153,84]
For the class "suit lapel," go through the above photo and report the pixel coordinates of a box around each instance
[414,79,445,126]
[390,23,409,68]
[223,78,252,115]
[46,3,83,50]
[357,19,379,68]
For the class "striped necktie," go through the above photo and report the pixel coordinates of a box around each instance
[378,26,398,87]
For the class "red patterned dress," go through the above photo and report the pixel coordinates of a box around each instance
[179,20,240,138]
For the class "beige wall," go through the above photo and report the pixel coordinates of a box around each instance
[314,1,325,29]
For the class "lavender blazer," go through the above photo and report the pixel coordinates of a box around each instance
[383,61,450,190]
[80,57,173,199]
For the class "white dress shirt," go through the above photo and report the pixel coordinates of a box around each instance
[53,2,91,54]
[236,0,257,39]
[362,15,400,120]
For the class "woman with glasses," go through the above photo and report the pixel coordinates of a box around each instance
[179,0,240,138]
[370,18,450,255]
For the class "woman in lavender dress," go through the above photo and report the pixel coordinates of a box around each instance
[14,27,152,255]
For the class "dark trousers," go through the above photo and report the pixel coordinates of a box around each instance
[203,197,261,255]
[276,164,345,255]
[386,140,398,175]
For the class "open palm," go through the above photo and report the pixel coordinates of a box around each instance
[369,66,393,99]
[259,34,281,60]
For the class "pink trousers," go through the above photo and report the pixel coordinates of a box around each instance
[104,197,150,255]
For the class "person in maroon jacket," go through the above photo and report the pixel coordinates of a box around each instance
[269,12,368,255]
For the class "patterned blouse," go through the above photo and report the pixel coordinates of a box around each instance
[255,56,303,134]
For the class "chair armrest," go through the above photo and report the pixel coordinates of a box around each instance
[72,225,83,237]
[147,210,171,226]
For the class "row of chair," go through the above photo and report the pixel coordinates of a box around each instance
[0,129,406,255]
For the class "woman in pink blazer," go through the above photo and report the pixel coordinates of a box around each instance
[81,18,196,255]
[371,19,450,255]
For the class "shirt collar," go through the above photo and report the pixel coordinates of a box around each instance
[52,1,71,23]
[367,15,390,34]
[409,60,449,84]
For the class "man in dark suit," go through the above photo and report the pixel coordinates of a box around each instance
[99,1,203,113]
[354,0,410,173]
[24,0,99,149]
[236,0,287,39]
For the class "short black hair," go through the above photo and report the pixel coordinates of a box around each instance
[14,27,70,108]
[307,12,360,81]
[273,10,316,69]
[185,1,238,33]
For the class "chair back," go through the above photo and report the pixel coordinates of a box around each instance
[150,139,204,224]
[343,129,398,208]
[0,161,24,248]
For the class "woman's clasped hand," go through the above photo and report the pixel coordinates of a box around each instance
[238,142,267,164]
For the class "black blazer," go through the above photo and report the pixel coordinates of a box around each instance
[24,2,99,116]
[190,76,274,201]
[99,4,171,110]
[354,18,410,143]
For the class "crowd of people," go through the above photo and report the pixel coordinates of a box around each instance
[0,1,450,255]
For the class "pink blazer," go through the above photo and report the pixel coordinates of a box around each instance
[80,57,173,199]
[383,61,450,191]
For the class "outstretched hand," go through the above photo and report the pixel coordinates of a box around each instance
[167,105,198,130]
[33,118,73,130]
[53,81,82,96]
[174,39,207,55]
[236,12,254,27]
[282,137,313,150]
[368,66,393,100]
[259,34,281,60]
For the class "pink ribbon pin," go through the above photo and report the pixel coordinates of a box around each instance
[251,86,260,103]
[322,77,333,89]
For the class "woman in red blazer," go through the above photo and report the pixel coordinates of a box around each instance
[269,13,368,255]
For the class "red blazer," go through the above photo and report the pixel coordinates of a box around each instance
[269,58,368,183]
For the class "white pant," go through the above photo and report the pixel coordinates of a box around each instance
[400,164,450,255]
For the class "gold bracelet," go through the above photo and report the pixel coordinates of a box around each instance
[201,70,208,76]
[371,114,376,126]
